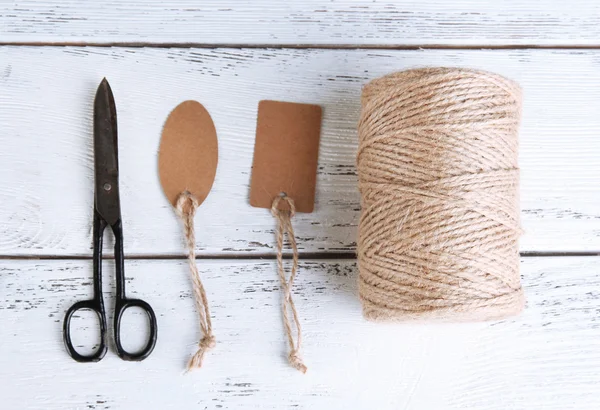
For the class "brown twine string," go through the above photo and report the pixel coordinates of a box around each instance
[175,191,216,371]
[357,68,525,322]
[271,194,307,373]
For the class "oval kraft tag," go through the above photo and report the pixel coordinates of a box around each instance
[159,100,218,207]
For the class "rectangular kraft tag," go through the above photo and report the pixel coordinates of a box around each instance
[249,100,323,213]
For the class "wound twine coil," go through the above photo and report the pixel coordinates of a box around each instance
[271,194,307,373]
[357,67,525,322]
[176,191,216,371]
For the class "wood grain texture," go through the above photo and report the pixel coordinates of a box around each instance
[1,47,599,256]
[2,1,600,46]
[0,257,598,409]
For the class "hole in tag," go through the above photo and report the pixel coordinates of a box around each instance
[119,306,151,353]
[69,308,102,356]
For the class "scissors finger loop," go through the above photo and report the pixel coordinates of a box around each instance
[114,298,158,361]
[63,300,108,363]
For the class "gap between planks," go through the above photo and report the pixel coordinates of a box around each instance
[2,42,600,50]
[0,251,598,261]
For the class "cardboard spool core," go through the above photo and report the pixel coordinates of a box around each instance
[158,100,218,207]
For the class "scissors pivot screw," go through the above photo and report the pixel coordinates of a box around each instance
[103,183,112,191]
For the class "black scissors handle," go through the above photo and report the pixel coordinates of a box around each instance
[63,211,157,362]
[63,298,108,362]
[111,218,158,361]
[63,211,109,362]
[114,298,157,361]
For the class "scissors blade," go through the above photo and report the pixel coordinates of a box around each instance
[94,78,121,226]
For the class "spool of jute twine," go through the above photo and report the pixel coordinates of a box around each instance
[357,67,525,322]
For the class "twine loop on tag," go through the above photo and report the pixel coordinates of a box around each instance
[176,191,215,371]
[271,194,307,374]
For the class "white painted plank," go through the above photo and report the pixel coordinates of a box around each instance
[0,47,599,256]
[2,1,600,46]
[0,257,598,409]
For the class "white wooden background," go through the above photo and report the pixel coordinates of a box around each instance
[0,2,599,409]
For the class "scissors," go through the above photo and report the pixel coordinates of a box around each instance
[63,78,158,362]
